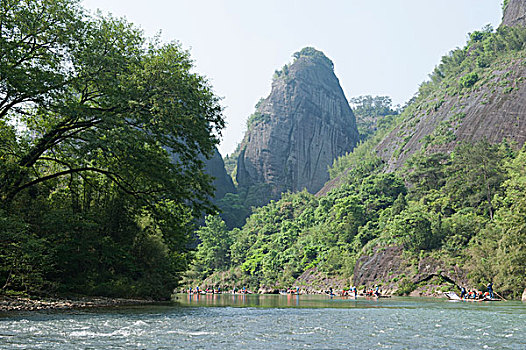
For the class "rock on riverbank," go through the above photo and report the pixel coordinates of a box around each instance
[0,296,154,312]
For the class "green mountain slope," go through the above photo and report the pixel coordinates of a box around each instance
[188,4,526,299]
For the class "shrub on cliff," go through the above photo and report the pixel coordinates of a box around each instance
[459,72,479,88]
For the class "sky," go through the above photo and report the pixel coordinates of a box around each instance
[81,0,503,156]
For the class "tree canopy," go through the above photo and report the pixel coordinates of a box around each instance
[349,95,400,140]
[1,0,223,209]
[0,0,224,298]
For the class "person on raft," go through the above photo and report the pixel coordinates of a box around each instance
[487,282,494,298]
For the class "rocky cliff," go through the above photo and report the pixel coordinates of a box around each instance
[353,246,469,295]
[168,146,234,202]
[376,62,526,171]
[374,5,526,172]
[236,48,359,205]
[502,0,526,27]
[203,147,235,201]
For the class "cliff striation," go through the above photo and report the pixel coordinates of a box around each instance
[236,48,359,205]
[374,5,526,172]
[502,0,526,27]
[376,61,526,171]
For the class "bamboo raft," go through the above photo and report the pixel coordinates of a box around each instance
[444,291,503,302]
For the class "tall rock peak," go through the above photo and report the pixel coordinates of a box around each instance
[236,47,359,206]
[203,148,235,201]
[502,0,526,27]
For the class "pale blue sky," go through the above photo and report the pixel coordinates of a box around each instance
[81,0,503,156]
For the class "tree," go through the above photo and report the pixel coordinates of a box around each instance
[0,0,223,214]
[466,145,525,297]
[442,209,486,253]
[388,204,442,252]
[491,146,526,296]
[359,173,407,215]
[349,95,399,140]
[391,193,407,216]
[459,72,479,88]
[330,195,365,243]
[444,140,507,219]
[349,95,399,118]
[405,152,449,195]
[194,215,233,275]
[217,193,250,229]
[0,0,224,298]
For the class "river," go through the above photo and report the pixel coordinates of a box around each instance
[1,294,524,349]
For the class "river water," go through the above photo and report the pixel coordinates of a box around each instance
[0,294,524,349]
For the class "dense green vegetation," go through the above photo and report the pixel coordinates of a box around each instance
[329,112,400,180]
[192,140,526,298]
[350,95,400,141]
[0,0,223,299]
[190,23,526,298]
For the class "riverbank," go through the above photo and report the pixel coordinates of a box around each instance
[184,266,467,299]
[0,296,156,312]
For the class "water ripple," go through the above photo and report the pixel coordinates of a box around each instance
[0,296,524,349]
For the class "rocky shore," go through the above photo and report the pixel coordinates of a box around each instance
[0,296,155,312]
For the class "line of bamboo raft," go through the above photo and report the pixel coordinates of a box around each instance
[184,288,505,301]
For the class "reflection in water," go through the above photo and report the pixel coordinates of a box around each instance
[177,294,366,309]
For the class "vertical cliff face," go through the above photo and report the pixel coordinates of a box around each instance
[502,0,526,27]
[236,48,359,204]
[203,147,235,201]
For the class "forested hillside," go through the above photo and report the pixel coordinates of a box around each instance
[190,139,526,298]
[189,9,526,298]
[0,0,224,299]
